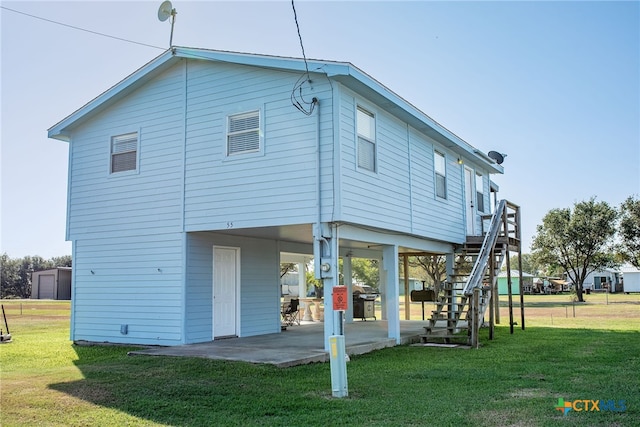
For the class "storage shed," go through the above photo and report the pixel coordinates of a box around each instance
[621,264,640,293]
[497,270,533,295]
[31,267,72,300]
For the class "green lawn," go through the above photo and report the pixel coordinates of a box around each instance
[1,297,639,426]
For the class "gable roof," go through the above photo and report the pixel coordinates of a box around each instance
[498,270,534,278]
[620,264,640,274]
[48,46,503,173]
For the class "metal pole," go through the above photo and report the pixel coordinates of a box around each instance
[1,305,10,335]
[169,9,177,47]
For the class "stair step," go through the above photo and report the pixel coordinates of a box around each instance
[421,331,468,338]
[423,323,469,332]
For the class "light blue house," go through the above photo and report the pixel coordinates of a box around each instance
[48,47,504,350]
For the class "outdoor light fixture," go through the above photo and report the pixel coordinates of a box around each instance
[457,158,463,165]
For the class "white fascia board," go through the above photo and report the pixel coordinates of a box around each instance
[339,223,454,254]
[48,49,176,141]
[47,47,349,141]
[47,46,503,175]
[175,47,351,77]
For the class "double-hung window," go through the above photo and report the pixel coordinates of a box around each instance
[357,106,376,172]
[475,173,485,212]
[227,110,260,156]
[110,132,138,174]
[434,151,446,199]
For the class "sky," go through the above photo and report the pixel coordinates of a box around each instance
[1,0,639,259]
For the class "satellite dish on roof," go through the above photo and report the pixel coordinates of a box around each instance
[157,1,177,47]
[488,151,507,165]
[158,1,173,21]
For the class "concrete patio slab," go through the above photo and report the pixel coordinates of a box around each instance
[129,320,426,367]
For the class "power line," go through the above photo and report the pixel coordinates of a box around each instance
[0,5,165,51]
[290,0,315,116]
[290,0,310,78]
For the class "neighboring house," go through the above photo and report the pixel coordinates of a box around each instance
[48,47,505,349]
[532,277,568,294]
[31,267,72,300]
[399,278,427,295]
[581,268,622,292]
[621,264,640,293]
[497,270,533,295]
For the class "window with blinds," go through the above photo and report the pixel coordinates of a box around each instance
[434,151,446,199]
[227,110,260,156]
[110,132,138,174]
[357,106,376,172]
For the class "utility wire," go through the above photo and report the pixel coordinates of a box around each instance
[1,5,165,50]
[290,0,315,115]
[290,0,310,78]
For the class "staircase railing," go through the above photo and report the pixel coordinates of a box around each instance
[462,199,507,296]
[421,199,521,346]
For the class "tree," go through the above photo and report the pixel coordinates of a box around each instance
[1,253,20,299]
[619,196,640,268]
[1,253,72,299]
[531,198,618,302]
[351,258,379,290]
[408,255,446,294]
[50,255,73,268]
[280,263,297,278]
[506,253,539,275]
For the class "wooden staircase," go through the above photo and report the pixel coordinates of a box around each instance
[420,200,522,346]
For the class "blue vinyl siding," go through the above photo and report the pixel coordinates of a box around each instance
[409,128,464,240]
[60,51,500,346]
[184,233,213,343]
[67,62,185,241]
[185,232,281,342]
[71,234,183,345]
[184,61,333,231]
[340,94,411,231]
[338,89,467,243]
[67,63,186,345]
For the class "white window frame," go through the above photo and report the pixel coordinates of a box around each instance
[434,150,447,199]
[110,132,139,174]
[356,106,376,172]
[476,172,485,212]
[226,110,261,157]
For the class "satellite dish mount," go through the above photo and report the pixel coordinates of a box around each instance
[158,1,177,48]
[487,151,507,165]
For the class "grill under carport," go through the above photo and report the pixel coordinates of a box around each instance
[352,285,378,321]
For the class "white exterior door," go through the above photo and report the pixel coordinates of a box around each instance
[464,167,475,235]
[213,246,239,338]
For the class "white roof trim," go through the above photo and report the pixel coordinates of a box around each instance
[48,47,502,172]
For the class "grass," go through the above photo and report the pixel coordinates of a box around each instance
[1,297,639,426]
